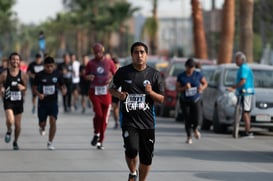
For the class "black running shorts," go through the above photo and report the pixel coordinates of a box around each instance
[3,101,24,115]
[122,127,155,165]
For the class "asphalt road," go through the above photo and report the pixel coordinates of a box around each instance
[0,91,273,181]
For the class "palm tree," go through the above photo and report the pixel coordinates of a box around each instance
[62,0,138,56]
[217,0,235,64]
[191,0,208,59]
[0,0,16,55]
[142,0,159,55]
[107,2,140,56]
[239,0,254,62]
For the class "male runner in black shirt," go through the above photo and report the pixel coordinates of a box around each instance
[33,57,66,150]
[27,53,44,114]
[0,52,28,150]
[110,42,164,181]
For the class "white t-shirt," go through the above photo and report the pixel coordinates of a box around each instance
[72,60,80,83]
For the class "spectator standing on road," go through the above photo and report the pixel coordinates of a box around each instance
[58,53,73,112]
[109,42,164,181]
[27,53,44,114]
[79,55,91,113]
[176,58,208,144]
[33,57,67,150]
[71,53,80,110]
[85,43,116,150]
[0,52,28,150]
[227,51,255,137]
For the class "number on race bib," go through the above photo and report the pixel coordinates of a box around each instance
[95,85,107,95]
[10,91,22,101]
[185,87,197,97]
[43,85,55,95]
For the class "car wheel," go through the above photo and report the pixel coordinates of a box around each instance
[268,127,273,132]
[213,107,228,133]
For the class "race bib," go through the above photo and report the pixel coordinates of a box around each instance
[185,87,197,97]
[10,91,22,101]
[43,85,55,95]
[95,85,107,95]
[125,94,149,112]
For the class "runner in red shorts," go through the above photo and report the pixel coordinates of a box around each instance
[85,43,116,149]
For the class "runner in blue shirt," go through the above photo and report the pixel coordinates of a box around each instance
[176,58,208,144]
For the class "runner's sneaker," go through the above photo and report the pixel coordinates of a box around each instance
[91,135,99,146]
[5,131,11,143]
[240,132,254,138]
[186,137,193,144]
[113,123,119,129]
[32,106,36,114]
[74,104,78,111]
[13,142,19,150]
[97,142,104,150]
[39,127,46,136]
[194,129,201,139]
[128,172,137,181]
[47,141,55,150]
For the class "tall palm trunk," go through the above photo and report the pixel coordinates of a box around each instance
[239,0,254,62]
[217,0,235,64]
[82,30,88,56]
[76,29,83,59]
[150,0,158,54]
[191,0,208,59]
[59,32,66,56]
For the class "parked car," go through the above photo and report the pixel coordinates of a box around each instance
[202,63,273,133]
[158,57,216,117]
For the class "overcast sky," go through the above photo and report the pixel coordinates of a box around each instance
[13,0,224,24]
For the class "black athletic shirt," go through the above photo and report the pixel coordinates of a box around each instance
[34,70,64,103]
[79,65,90,87]
[58,62,73,81]
[111,64,164,129]
[27,61,44,79]
[3,69,24,103]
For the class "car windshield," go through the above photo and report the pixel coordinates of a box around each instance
[169,62,185,76]
[202,68,215,81]
[224,69,237,87]
[253,69,273,88]
[224,68,273,88]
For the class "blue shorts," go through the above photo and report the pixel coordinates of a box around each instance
[38,102,58,122]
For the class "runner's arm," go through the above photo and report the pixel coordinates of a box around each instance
[145,83,164,103]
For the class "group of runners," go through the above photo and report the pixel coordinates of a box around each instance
[0,42,165,181]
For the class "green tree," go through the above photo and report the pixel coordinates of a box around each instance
[107,2,140,56]
[142,0,159,55]
[0,0,16,56]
